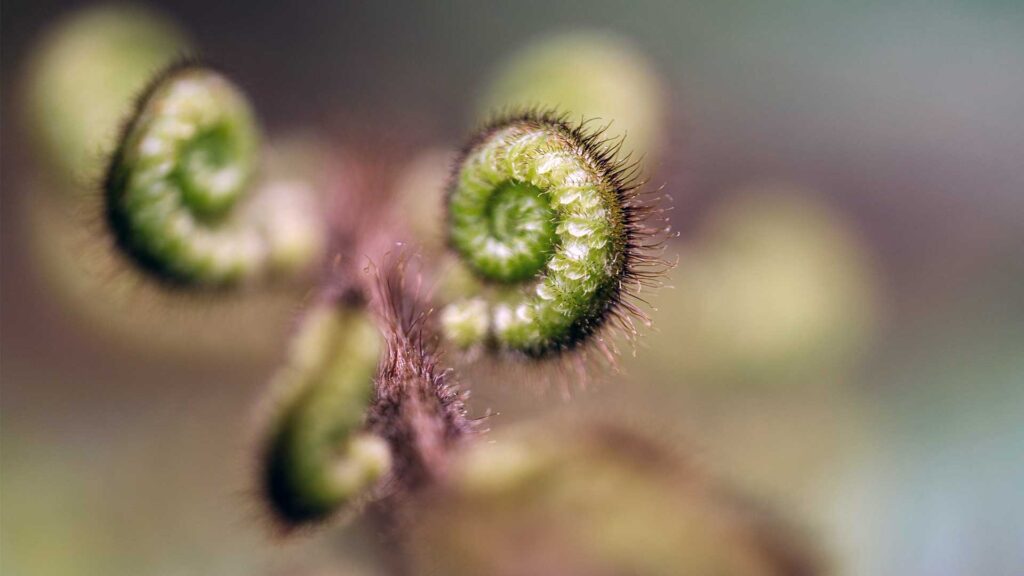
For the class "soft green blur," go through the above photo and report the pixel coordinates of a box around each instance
[633,183,880,388]
[24,4,190,188]
[411,420,819,575]
[479,31,667,163]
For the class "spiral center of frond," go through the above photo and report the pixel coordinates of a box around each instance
[454,179,557,283]
[177,124,247,220]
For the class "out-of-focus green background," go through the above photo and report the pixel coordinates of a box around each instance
[2,2,1022,575]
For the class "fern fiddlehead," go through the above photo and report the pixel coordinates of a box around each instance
[441,111,658,357]
[261,255,476,528]
[105,63,314,286]
[262,301,391,526]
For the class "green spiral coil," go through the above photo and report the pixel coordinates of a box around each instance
[106,63,313,286]
[442,112,649,357]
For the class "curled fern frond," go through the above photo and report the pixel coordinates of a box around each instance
[261,300,391,526]
[441,110,667,358]
[105,63,316,286]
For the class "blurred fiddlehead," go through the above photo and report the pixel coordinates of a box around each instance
[262,300,391,526]
[20,7,323,362]
[105,63,317,287]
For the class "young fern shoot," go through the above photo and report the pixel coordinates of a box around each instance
[442,111,664,358]
[260,257,475,529]
[262,301,391,526]
[105,63,315,286]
